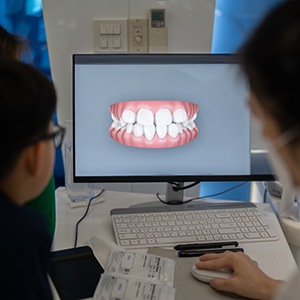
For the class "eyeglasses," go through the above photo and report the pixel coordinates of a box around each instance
[40,125,66,148]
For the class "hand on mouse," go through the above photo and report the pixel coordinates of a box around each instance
[195,251,283,300]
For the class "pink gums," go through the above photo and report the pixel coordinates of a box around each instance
[109,100,199,148]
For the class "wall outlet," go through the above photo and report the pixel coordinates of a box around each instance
[93,19,128,53]
[128,18,149,53]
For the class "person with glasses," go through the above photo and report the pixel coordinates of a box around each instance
[0,59,64,298]
[0,24,58,238]
[195,1,300,300]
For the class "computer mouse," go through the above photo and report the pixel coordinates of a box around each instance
[191,265,233,283]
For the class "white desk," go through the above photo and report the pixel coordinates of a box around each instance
[52,187,298,300]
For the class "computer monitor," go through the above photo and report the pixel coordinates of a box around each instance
[72,53,274,203]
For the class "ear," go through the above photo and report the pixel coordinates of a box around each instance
[248,93,266,119]
[24,142,45,176]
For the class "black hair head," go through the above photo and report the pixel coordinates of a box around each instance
[0,25,30,60]
[240,0,300,132]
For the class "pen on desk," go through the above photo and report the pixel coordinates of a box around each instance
[174,241,239,251]
[177,247,244,257]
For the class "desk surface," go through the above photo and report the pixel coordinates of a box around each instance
[52,187,297,300]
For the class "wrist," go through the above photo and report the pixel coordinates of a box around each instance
[260,279,283,300]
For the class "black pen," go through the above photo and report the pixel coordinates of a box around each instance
[174,241,239,251]
[178,247,244,257]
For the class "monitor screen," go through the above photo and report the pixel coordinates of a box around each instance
[73,54,273,183]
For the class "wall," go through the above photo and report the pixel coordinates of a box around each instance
[42,0,215,196]
[42,0,215,125]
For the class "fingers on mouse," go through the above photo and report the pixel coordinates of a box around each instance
[191,265,232,283]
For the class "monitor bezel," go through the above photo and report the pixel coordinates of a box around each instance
[72,53,275,183]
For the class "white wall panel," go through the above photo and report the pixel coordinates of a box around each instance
[42,0,215,194]
[43,0,215,124]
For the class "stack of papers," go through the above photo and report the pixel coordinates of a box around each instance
[93,250,176,300]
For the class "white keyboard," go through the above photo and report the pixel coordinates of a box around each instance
[110,202,278,249]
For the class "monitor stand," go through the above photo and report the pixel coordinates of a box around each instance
[164,182,184,204]
[130,182,196,208]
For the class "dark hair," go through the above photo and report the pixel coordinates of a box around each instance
[0,25,30,60]
[240,0,300,132]
[0,59,57,181]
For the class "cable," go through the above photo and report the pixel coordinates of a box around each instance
[263,181,268,203]
[156,181,248,205]
[187,181,248,203]
[74,189,105,248]
[168,181,201,191]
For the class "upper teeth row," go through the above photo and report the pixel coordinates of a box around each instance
[111,108,197,141]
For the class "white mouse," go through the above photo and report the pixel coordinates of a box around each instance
[191,265,233,283]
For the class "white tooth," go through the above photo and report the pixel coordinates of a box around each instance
[111,121,118,129]
[144,124,155,141]
[191,113,197,121]
[173,108,187,123]
[176,123,183,133]
[122,109,136,124]
[115,124,122,131]
[120,117,126,127]
[186,122,194,130]
[191,121,196,128]
[155,108,172,125]
[137,108,154,126]
[133,123,143,137]
[111,113,118,122]
[156,124,167,139]
[126,123,133,134]
[168,123,179,138]
[183,120,189,127]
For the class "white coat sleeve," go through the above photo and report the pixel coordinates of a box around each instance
[273,269,300,300]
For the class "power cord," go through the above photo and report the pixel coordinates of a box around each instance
[168,181,201,191]
[263,182,268,203]
[156,181,248,205]
[74,189,105,248]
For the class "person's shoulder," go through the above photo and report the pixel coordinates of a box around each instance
[0,194,50,240]
[21,205,50,237]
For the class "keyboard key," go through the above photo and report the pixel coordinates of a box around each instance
[117,229,131,234]
[119,234,137,239]
[218,228,240,234]
[265,227,277,237]
[120,240,131,246]
[244,232,261,239]
[156,236,198,244]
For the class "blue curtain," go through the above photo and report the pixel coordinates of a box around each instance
[211,0,284,53]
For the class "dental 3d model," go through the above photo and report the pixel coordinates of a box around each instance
[109,100,199,148]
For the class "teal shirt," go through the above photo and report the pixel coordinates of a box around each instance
[25,175,56,239]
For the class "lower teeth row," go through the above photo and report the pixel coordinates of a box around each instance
[111,120,197,141]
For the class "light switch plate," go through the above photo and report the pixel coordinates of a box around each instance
[149,9,167,53]
[93,19,128,53]
[128,18,149,53]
